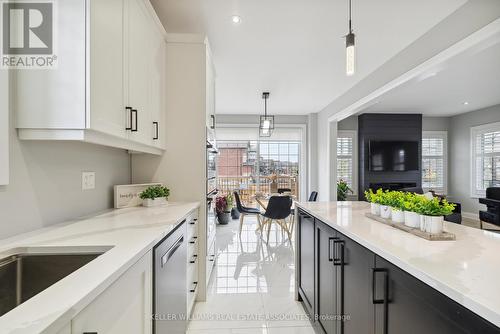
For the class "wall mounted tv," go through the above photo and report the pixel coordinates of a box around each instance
[368,140,419,172]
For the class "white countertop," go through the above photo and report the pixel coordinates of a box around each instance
[295,201,500,328]
[0,202,200,334]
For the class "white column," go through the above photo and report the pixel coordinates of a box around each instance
[328,121,338,201]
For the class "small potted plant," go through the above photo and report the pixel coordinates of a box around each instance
[139,185,170,207]
[419,198,456,234]
[365,189,380,216]
[403,193,421,228]
[216,195,232,225]
[379,190,392,219]
[388,191,405,223]
[337,179,353,201]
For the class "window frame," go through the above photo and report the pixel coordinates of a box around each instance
[470,121,500,198]
[336,130,358,199]
[422,131,448,195]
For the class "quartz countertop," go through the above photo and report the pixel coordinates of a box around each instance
[0,202,200,334]
[295,201,500,328]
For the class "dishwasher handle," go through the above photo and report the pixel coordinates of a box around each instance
[161,235,184,267]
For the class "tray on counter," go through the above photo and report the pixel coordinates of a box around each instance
[365,213,456,241]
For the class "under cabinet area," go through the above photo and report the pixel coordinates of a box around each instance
[15,0,166,155]
[296,208,500,334]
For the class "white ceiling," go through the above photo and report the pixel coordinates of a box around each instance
[151,0,466,115]
[362,41,500,117]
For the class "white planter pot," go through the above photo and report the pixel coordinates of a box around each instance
[391,209,405,223]
[380,205,391,219]
[404,211,420,228]
[142,197,168,207]
[370,203,381,216]
[424,215,444,234]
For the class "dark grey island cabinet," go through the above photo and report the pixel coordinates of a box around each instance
[296,208,500,334]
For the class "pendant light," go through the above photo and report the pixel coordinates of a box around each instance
[345,0,355,76]
[259,92,274,137]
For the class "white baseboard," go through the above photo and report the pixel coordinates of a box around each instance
[462,211,480,221]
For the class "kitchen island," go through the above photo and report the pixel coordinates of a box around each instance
[0,202,199,334]
[295,201,500,333]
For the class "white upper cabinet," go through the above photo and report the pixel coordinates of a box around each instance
[15,0,167,154]
[206,49,216,131]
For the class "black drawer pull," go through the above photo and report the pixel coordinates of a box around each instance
[189,236,198,244]
[189,254,198,264]
[372,268,389,334]
[333,240,345,266]
[125,107,132,130]
[131,109,138,132]
[190,281,198,293]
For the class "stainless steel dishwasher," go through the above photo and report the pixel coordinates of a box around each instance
[153,220,187,334]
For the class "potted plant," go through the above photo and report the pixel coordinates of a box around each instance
[403,193,421,228]
[365,189,380,216]
[216,195,232,225]
[337,179,353,201]
[419,198,456,234]
[139,185,170,207]
[379,190,392,219]
[388,191,405,223]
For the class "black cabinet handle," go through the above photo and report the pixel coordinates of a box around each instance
[83,332,98,334]
[210,115,216,129]
[338,241,345,334]
[333,239,345,266]
[153,121,159,140]
[190,281,198,293]
[372,268,389,334]
[131,109,138,132]
[189,236,198,244]
[189,254,198,264]
[125,107,132,130]
[328,237,338,262]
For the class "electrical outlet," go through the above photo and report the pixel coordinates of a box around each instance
[82,172,96,190]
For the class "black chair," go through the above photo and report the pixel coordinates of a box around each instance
[479,187,500,230]
[234,192,262,233]
[261,196,293,240]
[308,191,318,202]
[277,188,292,194]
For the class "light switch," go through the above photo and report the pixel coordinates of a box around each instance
[82,172,96,190]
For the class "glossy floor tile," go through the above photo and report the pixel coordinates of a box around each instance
[187,217,314,333]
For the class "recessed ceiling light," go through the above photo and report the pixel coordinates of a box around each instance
[463,101,469,105]
[231,15,241,24]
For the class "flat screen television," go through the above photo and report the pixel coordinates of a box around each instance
[369,140,419,171]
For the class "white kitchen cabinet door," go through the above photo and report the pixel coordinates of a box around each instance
[126,0,153,146]
[150,32,167,149]
[88,0,127,139]
[206,50,216,130]
[72,251,153,334]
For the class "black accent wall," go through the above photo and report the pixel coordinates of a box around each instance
[358,114,422,199]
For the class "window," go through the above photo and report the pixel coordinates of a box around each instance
[471,122,500,197]
[422,131,447,194]
[337,131,357,194]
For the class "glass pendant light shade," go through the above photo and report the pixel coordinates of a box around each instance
[259,92,274,137]
[346,32,355,76]
[259,115,274,137]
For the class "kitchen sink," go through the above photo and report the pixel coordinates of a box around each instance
[0,246,112,317]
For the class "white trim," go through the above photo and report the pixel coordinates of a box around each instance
[470,121,500,198]
[0,70,8,185]
[422,131,448,195]
[337,130,358,199]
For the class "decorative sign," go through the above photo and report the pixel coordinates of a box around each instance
[114,183,162,209]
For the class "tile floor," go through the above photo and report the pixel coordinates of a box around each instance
[187,217,314,334]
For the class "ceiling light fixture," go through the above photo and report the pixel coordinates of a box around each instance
[463,101,469,105]
[259,92,274,137]
[345,0,356,76]
[231,15,241,24]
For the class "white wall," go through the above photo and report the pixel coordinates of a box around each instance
[0,78,131,240]
[449,104,500,215]
[0,71,8,186]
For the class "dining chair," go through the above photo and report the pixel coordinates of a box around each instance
[261,196,293,241]
[277,188,292,194]
[234,191,262,233]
